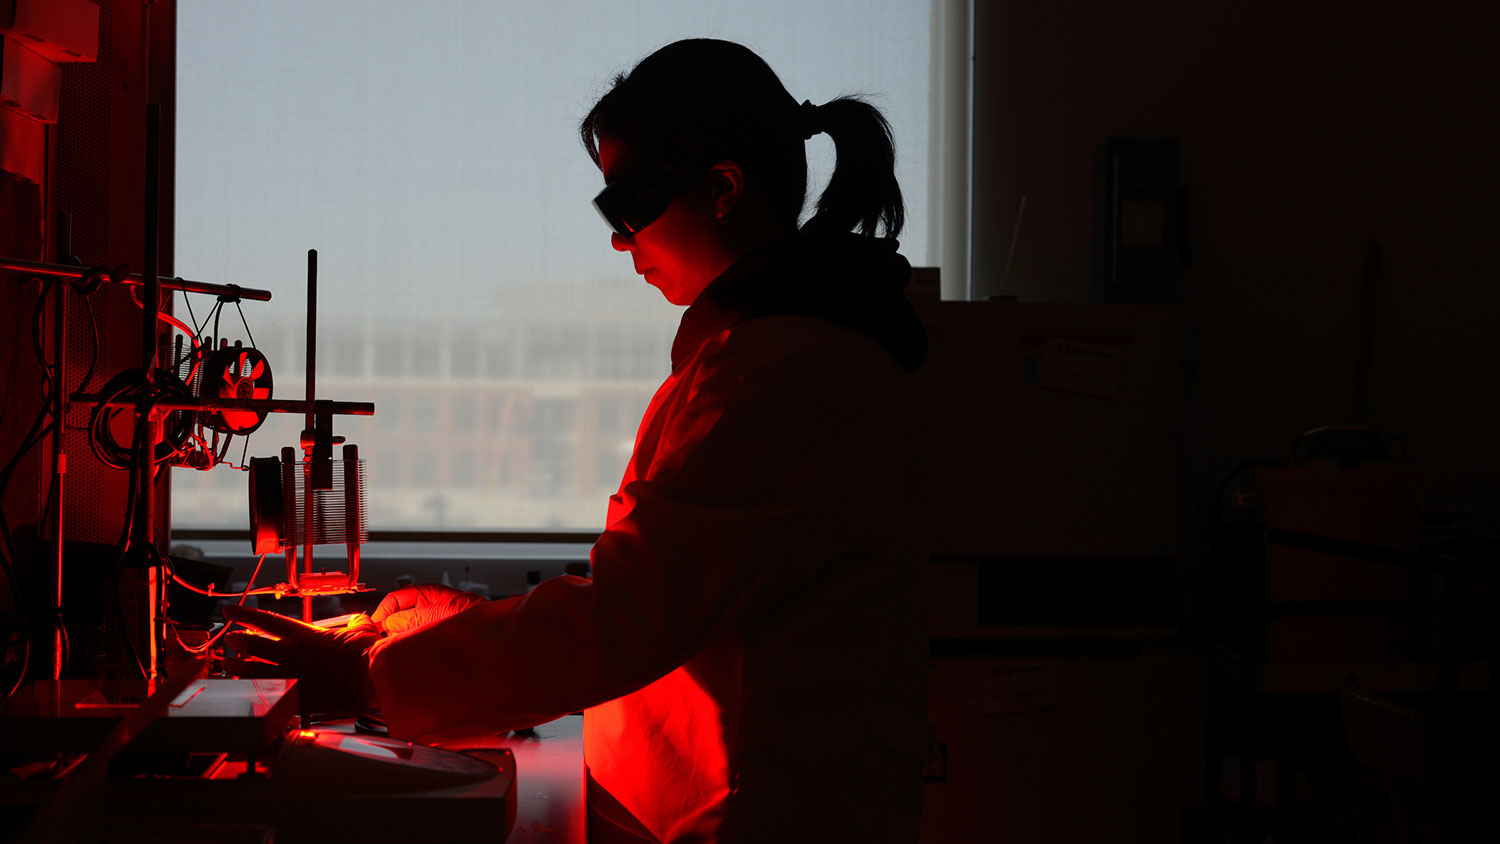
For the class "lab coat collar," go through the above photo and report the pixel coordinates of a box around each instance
[670,232,928,373]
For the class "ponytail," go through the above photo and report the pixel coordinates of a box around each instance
[800,97,904,240]
[581,40,905,241]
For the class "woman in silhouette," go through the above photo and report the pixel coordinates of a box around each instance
[228,38,929,843]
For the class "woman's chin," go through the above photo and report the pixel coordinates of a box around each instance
[649,278,692,307]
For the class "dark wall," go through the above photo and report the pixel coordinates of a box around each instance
[971,0,1499,515]
[0,0,175,682]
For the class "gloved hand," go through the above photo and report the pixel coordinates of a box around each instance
[221,606,380,715]
[371,583,485,635]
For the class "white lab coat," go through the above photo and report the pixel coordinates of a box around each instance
[369,238,930,842]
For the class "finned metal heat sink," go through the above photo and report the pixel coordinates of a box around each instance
[248,446,367,555]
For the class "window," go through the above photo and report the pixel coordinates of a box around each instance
[597,398,622,437]
[451,395,478,435]
[410,338,440,377]
[523,323,589,379]
[450,330,479,378]
[411,398,439,434]
[530,398,576,437]
[331,331,365,377]
[451,457,478,489]
[483,340,513,379]
[598,444,628,491]
[598,326,662,380]
[377,395,404,434]
[488,395,508,434]
[373,339,403,378]
[531,440,573,499]
[171,0,954,530]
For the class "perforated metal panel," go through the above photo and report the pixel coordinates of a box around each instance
[280,459,369,547]
[54,2,117,546]
[53,1,165,548]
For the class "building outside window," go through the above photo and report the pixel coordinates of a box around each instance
[171,0,954,531]
[452,395,478,435]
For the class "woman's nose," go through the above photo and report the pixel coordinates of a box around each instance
[610,232,631,252]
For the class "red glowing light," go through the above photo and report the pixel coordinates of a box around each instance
[219,349,270,428]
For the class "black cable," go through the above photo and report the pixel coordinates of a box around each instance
[161,549,271,599]
[234,299,257,350]
[6,275,143,692]
[27,279,61,452]
[56,613,69,672]
[103,404,148,681]
[0,505,35,699]
[148,543,168,656]
[171,334,201,374]
[67,266,106,297]
[0,279,68,693]
[0,421,59,602]
[82,294,101,390]
[0,420,67,695]
[87,378,140,470]
[63,295,103,432]
[0,283,59,695]
[30,277,53,384]
[0,413,54,494]
[109,434,148,680]
[86,369,195,470]
[127,282,216,475]
[3,635,31,699]
[35,458,71,672]
[2,276,116,693]
[13,274,98,444]
[183,287,202,336]
[111,568,148,680]
[169,552,269,655]
[8,277,253,686]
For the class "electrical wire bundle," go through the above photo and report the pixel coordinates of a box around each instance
[2,273,278,694]
[54,281,272,480]
[119,282,274,475]
[120,287,281,673]
[163,548,274,655]
[0,274,96,697]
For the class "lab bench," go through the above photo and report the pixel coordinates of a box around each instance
[0,674,586,844]
[450,715,587,844]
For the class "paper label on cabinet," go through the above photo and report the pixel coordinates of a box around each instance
[1038,337,1122,399]
[980,660,1059,716]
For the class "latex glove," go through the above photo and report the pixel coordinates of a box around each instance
[371,583,485,635]
[221,606,380,715]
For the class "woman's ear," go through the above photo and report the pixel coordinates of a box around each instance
[708,160,746,220]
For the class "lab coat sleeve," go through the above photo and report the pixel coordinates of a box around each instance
[368,321,881,743]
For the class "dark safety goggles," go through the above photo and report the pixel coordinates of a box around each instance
[592,163,698,240]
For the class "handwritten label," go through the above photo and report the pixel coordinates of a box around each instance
[1038,337,1122,399]
[980,660,1059,716]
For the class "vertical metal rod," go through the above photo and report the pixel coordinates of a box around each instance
[137,104,163,677]
[302,250,317,621]
[1354,240,1379,426]
[306,250,317,423]
[139,105,162,509]
[50,265,67,681]
[343,444,360,589]
[280,445,299,593]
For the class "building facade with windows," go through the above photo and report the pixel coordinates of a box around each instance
[171,281,676,530]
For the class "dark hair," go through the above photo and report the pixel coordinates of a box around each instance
[580,39,904,239]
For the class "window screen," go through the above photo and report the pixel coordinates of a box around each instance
[171,0,942,530]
